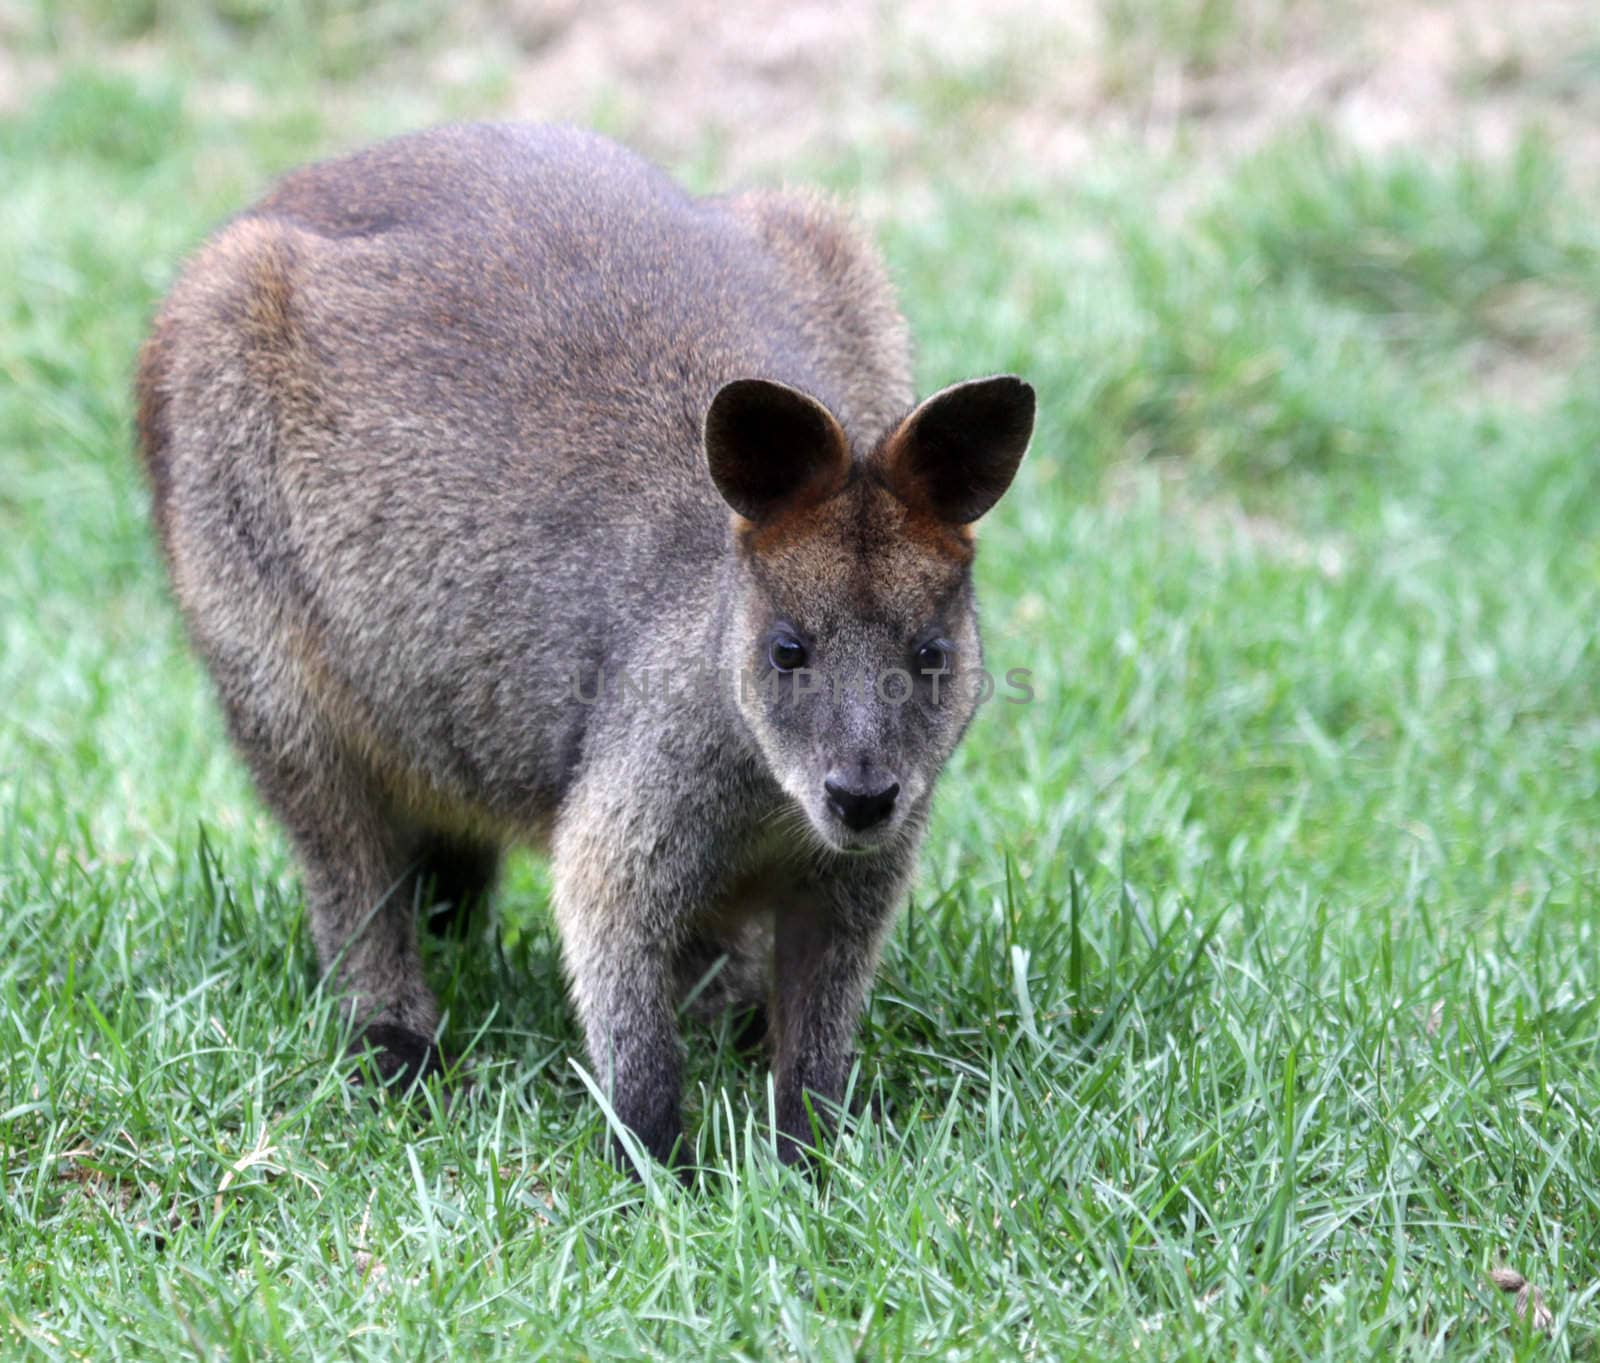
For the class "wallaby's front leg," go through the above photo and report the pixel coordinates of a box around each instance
[551,810,691,1170]
[770,858,908,1165]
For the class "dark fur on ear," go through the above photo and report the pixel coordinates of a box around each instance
[875,375,1035,525]
[705,378,852,524]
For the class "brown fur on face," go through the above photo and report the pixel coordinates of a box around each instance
[738,475,971,623]
[134,122,1034,1173]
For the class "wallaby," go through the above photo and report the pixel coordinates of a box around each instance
[135,123,1034,1169]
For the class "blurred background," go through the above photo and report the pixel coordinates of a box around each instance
[11,0,1600,176]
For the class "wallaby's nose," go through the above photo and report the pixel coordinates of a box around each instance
[824,775,900,832]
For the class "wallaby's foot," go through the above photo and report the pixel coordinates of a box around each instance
[774,1089,878,1170]
[775,1109,833,1169]
[611,1105,685,1178]
[348,1022,451,1095]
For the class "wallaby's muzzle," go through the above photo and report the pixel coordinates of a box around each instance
[823,771,900,833]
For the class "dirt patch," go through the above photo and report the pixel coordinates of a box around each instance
[454,0,1600,186]
[19,2,1596,193]
[436,0,1597,403]
[0,0,53,116]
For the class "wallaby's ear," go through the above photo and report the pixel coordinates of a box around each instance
[875,375,1035,526]
[705,378,852,524]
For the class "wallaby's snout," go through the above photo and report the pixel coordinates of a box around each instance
[824,770,900,834]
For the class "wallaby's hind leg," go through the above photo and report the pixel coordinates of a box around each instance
[296,792,447,1089]
[411,831,500,938]
[227,704,446,1090]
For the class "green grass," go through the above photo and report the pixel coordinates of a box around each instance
[4,17,1600,1362]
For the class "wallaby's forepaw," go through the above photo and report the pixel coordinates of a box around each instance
[776,1078,877,1169]
[348,1023,451,1097]
[615,1114,685,1175]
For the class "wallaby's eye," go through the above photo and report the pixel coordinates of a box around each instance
[770,635,808,672]
[916,640,951,674]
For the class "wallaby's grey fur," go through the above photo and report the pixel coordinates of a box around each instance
[135,123,1034,1169]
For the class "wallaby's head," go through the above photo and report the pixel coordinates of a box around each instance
[706,375,1035,852]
